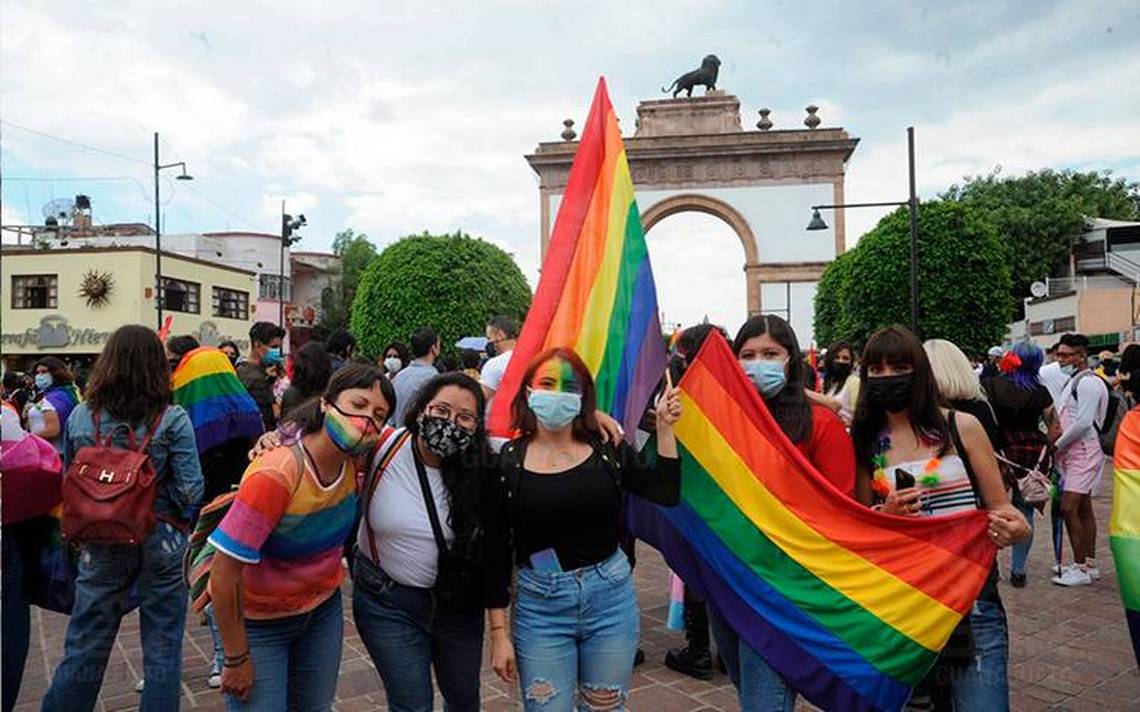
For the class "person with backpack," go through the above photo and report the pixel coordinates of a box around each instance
[207,365,392,711]
[1052,333,1111,587]
[42,325,203,711]
[484,348,682,711]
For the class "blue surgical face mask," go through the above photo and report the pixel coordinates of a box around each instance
[742,359,787,397]
[526,389,582,431]
[263,347,284,367]
[1059,363,1077,377]
[34,373,52,391]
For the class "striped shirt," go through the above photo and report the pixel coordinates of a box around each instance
[209,446,357,619]
[891,455,980,517]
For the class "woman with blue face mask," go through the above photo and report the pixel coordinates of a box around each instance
[484,347,682,711]
[708,315,857,712]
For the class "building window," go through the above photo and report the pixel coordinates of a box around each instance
[212,287,250,320]
[11,274,58,309]
[259,274,291,301]
[162,278,200,314]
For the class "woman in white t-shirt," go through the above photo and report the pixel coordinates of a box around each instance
[810,340,860,426]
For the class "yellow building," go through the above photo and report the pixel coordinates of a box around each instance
[1,246,255,369]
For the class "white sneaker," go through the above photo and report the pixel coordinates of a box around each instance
[1052,566,1092,586]
[207,673,222,689]
[135,679,145,693]
[1083,565,1101,581]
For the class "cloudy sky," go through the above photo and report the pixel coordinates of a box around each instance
[3,0,1138,337]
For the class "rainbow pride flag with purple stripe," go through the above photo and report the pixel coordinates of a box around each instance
[488,77,665,440]
[172,347,264,454]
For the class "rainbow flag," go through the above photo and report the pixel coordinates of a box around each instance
[487,78,665,439]
[42,383,82,432]
[1111,406,1140,666]
[172,346,264,454]
[627,332,997,711]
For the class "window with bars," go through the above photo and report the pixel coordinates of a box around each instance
[11,274,58,309]
[212,286,250,319]
[162,278,200,314]
[259,274,291,301]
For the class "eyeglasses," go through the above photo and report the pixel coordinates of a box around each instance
[426,402,479,432]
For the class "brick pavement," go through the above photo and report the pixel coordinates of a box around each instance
[14,467,1139,711]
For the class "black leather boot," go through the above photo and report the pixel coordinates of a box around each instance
[664,596,713,680]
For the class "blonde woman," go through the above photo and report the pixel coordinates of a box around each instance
[923,339,1005,452]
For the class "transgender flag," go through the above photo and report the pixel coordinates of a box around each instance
[488,78,665,439]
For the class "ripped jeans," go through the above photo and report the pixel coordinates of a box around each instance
[513,548,639,712]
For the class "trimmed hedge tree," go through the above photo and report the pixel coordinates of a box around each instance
[814,201,1012,357]
[350,231,532,357]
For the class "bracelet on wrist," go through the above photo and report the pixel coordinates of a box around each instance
[223,656,250,668]
[224,650,250,662]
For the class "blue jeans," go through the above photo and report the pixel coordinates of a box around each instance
[226,592,344,712]
[513,548,639,712]
[206,604,224,675]
[42,522,188,712]
[351,551,483,712]
[952,599,1010,710]
[708,605,795,712]
[1010,500,1036,575]
[2,524,32,712]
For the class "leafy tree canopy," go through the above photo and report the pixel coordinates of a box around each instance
[350,231,532,357]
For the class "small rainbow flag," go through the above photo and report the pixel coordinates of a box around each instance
[628,332,997,711]
[1111,407,1140,666]
[42,383,82,432]
[172,347,264,454]
[487,78,665,439]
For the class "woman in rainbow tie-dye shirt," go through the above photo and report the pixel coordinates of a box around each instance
[208,364,395,712]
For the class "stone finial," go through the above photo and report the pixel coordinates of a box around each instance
[756,108,773,131]
[561,119,577,141]
[804,105,821,129]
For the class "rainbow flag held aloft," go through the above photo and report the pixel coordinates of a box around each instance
[628,332,997,712]
[1111,407,1140,666]
[487,77,665,440]
[172,347,264,454]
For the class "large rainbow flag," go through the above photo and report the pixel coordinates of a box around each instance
[172,346,264,454]
[628,332,998,711]
[487,78,665,439]
[1111,406,1140,666]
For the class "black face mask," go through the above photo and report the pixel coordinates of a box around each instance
[485,341,499,358]
[866,374,913,413]
[829,362,853,381]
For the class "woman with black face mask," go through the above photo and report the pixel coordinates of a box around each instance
[811,339,860,426]
[850,326,1029,711]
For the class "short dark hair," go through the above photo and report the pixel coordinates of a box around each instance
[290,341,333,399]
[327,329,356,358]
[1059,333,1090,354]
[167,334,200,359]
[3,371,21,391]
[487,315,519,340]
[410,327,439,359]
[249,321,285,347]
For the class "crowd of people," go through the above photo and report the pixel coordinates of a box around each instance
[1,314,1134,712]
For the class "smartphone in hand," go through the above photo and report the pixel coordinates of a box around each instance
[895,468,916,491]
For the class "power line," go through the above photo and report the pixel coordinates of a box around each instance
[1,120,150,167]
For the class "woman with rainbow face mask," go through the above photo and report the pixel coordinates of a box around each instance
[483,347,682,711]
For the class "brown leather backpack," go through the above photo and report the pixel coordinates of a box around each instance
[61,409,166,546]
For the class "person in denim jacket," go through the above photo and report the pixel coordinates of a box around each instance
[43,325,203,712]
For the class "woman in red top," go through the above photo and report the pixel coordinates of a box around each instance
[708,315,855,712]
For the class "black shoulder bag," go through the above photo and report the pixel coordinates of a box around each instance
[412,443,481,613]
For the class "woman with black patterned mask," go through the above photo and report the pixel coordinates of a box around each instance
[351,372,493,712]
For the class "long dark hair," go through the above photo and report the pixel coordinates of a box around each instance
[850,325,949,466]
[34,356,74,387]
[732,315,813,444]
[292,363,393,435]
[511,347,600,441]
[404,372,489,553]
[821,339,854,394]
[85,325,171,425]
[291,342,333,399]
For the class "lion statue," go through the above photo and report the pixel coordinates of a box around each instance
[662,55,721,98]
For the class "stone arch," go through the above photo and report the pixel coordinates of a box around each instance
[641,193,762,314]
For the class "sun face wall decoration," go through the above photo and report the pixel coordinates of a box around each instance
[78,269,115,308]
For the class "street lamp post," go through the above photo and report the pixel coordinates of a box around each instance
[153,132,193,330]
[279,203,306,330]
[807,126,920,335]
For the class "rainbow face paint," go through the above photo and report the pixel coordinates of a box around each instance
[529,357,582,394]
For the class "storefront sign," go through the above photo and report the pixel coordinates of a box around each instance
[0,315,111,350]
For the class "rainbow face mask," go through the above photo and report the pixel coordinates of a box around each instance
[324,402,382,455]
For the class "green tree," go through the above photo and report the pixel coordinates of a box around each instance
[813,250,854,349]
[942,169,1140,301]
[819,201,1012,356]
[313,228,379,341]
[351,231,532,357]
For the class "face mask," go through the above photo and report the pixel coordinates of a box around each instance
[383,356,402,374]
[418,414,474,458]
[866,374,913,414]
[323,403,382,455]
[1059,364,1077,377]
[223,352,237,365]
[527,389,583,431]
[263,347,284,367]
[742,359,787,397]
[34,373,52,391]
[829,362,853,381]
[485,341,499,358]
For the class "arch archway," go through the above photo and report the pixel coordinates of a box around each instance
[641,193,762,315]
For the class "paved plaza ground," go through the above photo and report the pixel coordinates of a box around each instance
[13,467,1140,711]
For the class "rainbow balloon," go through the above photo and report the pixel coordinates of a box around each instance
[488,77,665,439]
[628,332,997,711]
[171,347,264,454]
[1111,406,1140,666]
